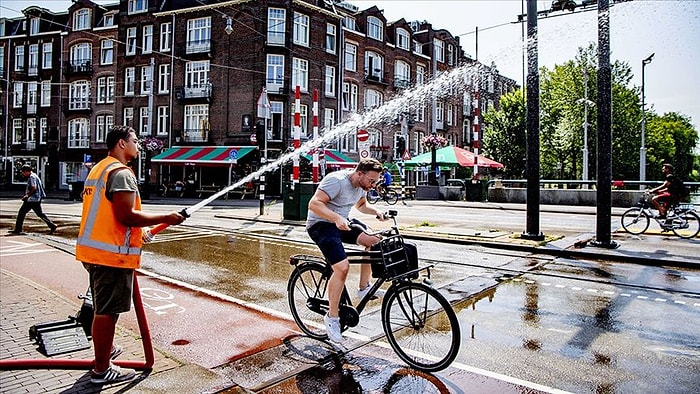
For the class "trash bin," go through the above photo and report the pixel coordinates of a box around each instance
[68,181,84,201]
[283,182,318,221]
[465,180,488,201]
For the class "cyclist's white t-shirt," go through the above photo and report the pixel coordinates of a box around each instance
[306,170,365,229]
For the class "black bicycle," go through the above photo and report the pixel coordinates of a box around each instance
[287,210,460,372]
[366,186,399,205]
[620,192,699,239]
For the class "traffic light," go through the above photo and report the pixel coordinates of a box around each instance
[395,136,406,159]
[255,122,266,149]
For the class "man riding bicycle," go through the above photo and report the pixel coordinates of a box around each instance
[649,163,681,218]
[306,158,389,344]
[375,167,393,195]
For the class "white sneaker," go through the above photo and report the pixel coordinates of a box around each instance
[357,283,386,300]
[324,313,343,344]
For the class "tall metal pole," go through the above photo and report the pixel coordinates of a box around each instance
[523,0,543,240]
[640,52,654,186]
[430,41,438,186]
[582,69,589,184]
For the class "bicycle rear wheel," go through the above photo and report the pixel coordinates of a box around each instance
[381,282,460,372]
[288,263,330,339]
[385,190,399,205]
[367,189,380,204]
[671,210,700,239]
[621,208,650,235]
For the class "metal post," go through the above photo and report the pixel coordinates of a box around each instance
[582,69,590,186]
[640,53,654,187]
[522,0,543,240]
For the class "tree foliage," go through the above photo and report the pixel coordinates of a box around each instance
[482,89,526,178]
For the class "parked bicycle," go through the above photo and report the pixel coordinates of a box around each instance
[366,186,399,205]
[620,192,699,239]
[287,210,460,372]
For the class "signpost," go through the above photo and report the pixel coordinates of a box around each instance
[357,129,370,161]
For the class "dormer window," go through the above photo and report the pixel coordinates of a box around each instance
[128,0,148,14]
[396,28,410,50]
[29,18,40,35]
[104,14,114,27]
[73,9,91,31]
[367,16,383,41]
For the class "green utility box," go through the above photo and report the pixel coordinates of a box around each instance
[465,179,489,201]
[283,182,318,221]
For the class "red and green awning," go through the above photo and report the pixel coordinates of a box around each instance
[302,149,357,168]
[151,146,256,166]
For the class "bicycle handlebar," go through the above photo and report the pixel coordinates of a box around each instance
[348,210,398,237]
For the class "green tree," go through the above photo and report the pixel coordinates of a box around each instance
[645,112,699,181]
[482,89,526,178]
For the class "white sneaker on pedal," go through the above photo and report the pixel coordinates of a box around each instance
[324,313,343,344]
[357,283,386,300]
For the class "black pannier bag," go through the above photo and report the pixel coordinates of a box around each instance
[370,235,419,280]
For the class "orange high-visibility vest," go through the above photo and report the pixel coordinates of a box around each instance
[76,156,143,268]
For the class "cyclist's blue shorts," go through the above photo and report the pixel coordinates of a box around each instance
[307,221,363,265]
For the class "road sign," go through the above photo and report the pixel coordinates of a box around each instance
[228,149,238,161]
[402,149,411,161]
[360,149,370,158]
[357,129,369,142]
[250,133,257,144]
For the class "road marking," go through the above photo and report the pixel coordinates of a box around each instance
[1,240,55,257]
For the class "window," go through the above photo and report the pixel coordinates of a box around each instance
[447,104,454,126]
[291,58,308,92]
[13,82,23,107]
[447,44,455,66]
[160,22,172,52]
[186,17,211,53]
[68,118,90,148]
[141,65,152,94]
[367,16,383,41]
[39,118,48,144]
[97,77,107,103]
[266,54,284,91]
[12,119,23,144]
[26,82,37,113]
[293,12,309,46]
[344,43,357,72]
[488,74,495,93]
[185,60,209,88]
[324,65,336,97]
[126,27,137,55]
[70,43,91,66]
[139,107,149,135]
[30,18,40,35]
[416,65,426,86]
[267,8,285,45]
[436,102,444,122]
[157,106,169,135]
[69,81,90,110]
[128,0,148,14]
[123,107,134,126]
[324,108,335,131]
[158,64,170,93]
[73,9,91,31]
[106,76,115,103]
[142,25,153,54]
[343,16,356,31]
[342,82,358,112]
[96,115,106,142]
[42,43,52,69]
[364,89,383,109]
[290,104,308,139]
[125,67,135,95]
[394,60,410,88]
[104,14,114,27]
[433,39,444,63]
[26,118,36,143]
[101,40,114,65]
[396,28,410,50]
[14,45,24,71]
[364,51,383,80]
[28,44,38,75]
[325,23,336,53]
[40,81,51,107]
[183,104,209,142]
[270,101,283,141]
[0,47,3,73]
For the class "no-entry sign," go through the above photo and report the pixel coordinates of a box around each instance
[357,129,369,142]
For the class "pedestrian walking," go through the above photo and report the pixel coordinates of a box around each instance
[76,126,186,385]
[8,164,57,235]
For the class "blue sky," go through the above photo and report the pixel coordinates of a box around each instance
[2,0,699,132]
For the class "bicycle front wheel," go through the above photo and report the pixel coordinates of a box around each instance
[381,282,460,372]
[621,208,650,235]
[672,210,700,239]
[385,190,399,205]
[288,263,330,339]
[367,189,380,204]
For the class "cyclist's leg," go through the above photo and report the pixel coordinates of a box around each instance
[328,260,349,317]
[356,232,381,290]
[308,222,350,319]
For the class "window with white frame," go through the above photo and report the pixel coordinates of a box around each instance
[67,118,90,148]
[142,25,153,54]
[367,16,383,41]
[141,65,152,94]
[40,81,51,107]
[15,45,24,71]
[107,76,115,102]
[435,101,444,122]
[97,77,108,103]
[128,0,148,14]
[293,12,309,46]
[139,107,149,135]
[417,102,426,123]
[12,119,23,144]
[323,108,335,131]
[13,82,23,107]
[126,27,137,55]
[325,23,336,53]
[342,82,358,112]
[364,89,383,109]
[26,118,36,143]
[416,65,426,86]
[267,8,285,45]
[73,9,91,31]
[157,106,169,135]
[183,104,209,142]
[185,60,209,88]
[291,57,308,92]
[186,17,211,53]
[488,74,494,93]
[160,22,172,52]
[433,39,444,63]
[447,44,455,66]
[104,14,114,27]
[30,18,40,35]
[270,101,283,141]
[290,104,308,138]
[394,60,410,87]
[447,103,453,126]
[158,64,170,93]
[101,39,114,64]
[396,28,410,50]
[266,54,284,90]
[343,16,356,31]
[0,47,4,72]
[28,44,38,75]
[69,80,90,110]
[70,43,91,66]
[364,51,383,79]
[324,65,336,97]
[344,43,357,72]
[125,67,135,95]
[42,43,52,69]
[39,118,48,144]
[96,115,106,142]
[123,107,134,126]
[339,130,356,152]
[27,82,37,112]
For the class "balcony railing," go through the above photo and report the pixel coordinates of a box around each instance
[25,140,36,150]
[63,99,92,112]
[393,78,411,89]
[175,84,212,100]
[180,129,209,142]
[26,103,37,114]
[64,61,94,76]
[185,39,211,54]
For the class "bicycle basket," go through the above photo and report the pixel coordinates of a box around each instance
[370,236,419,280]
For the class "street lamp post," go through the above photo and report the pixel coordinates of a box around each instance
[576,68,594,187]
[639,52,654,186]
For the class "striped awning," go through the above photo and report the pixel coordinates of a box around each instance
[151,146,256,166]
[302,149,357,168]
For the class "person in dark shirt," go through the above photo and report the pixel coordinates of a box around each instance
[649,163,679,218]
